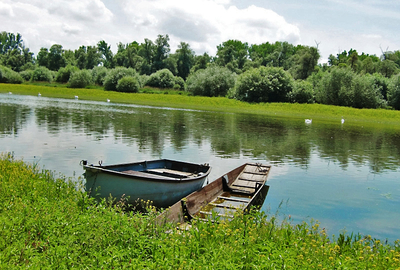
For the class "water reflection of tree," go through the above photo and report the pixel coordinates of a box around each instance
[314,124,400,172]
[0,104,30,136]
[6,100,398,174]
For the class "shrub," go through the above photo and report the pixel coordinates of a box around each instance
[370,73,390,100]
[314,67,354,106]
[116,76,140,93]
[31,66,52,82]
[387,73,400,110]
[174,76,185,90]
[288,80,314,104]
[56,65,79,83]
[91,66,108,85]
[68,70,92,88]
[19,70,33,81]
[0,65,24,84]
[103,67,137,91]
[234,66,293,102]
[138,75,149,88]
[145,69,175,89]
[186,65,236,97]
[352,74,385,109]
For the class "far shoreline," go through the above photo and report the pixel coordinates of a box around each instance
[1,83,400,130]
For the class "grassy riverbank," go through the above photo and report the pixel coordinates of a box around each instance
[1,154,400,269]
[1,83,400,129]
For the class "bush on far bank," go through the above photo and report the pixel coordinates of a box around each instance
[116,76,140,93]
[234,66,293,103]
[31,66,53,82]
[145,69,175,89]
[186,65,236,97]
[103,67,137,91]
[68,70,92,88]
[0,65,23,84]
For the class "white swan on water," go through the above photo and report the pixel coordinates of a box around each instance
[75,95,78,99]
[341,118,345,124]
[305,119,312,124]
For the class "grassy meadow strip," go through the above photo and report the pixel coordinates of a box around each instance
[1,154,400,269]
[1,83,400,128]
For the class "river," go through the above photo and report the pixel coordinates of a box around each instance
[1,93,399,242]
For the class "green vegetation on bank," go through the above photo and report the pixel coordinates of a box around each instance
[1,153,400,269]
[2,31,400,112]
[1,83,400,129]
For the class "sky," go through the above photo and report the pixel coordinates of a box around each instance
[1,0,400,63]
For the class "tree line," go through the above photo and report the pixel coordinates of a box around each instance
[1,31,400,110]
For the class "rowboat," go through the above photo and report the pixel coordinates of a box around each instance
[158,163,271,224]
[82,159,211,208]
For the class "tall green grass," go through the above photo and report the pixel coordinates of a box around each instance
[1,154,400,269]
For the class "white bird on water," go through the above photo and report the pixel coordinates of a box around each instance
[107,99,110,103]
[38,93,41,97]
[341,118,345,124]
[75,95,78,99]
[8,92,12,95]
[305,119,312,124]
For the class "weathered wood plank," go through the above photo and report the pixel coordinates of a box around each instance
[120,170,176,180]
[146,168,194,177]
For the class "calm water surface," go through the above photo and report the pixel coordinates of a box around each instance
[1,93,399,242]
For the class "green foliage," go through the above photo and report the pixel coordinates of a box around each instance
[174,76,185,90]
[145,68,175,89]
[388,74,400,110]
[234,66,294,102]
[103,67,137,91]
[31,66,52,82]
[48,44,66,71]
[315,67,386,108]
[74,46,102,69]
[216,39,249,73]
[191,52,211,73]
[288,80,315,103]
[19,69,33,81]
[153,34,170,71]
[91,66,108,85]
[315,67,354,106]
[55,64,79,83]
[0,65,23,84]
[371,73,390,100]
[352,74,386,109]
[378,60,399,78]
[98,40,114,68]
[68,69,92,88]
[138,75,149,88]
[249,41,302,70]
[116,76,140,93]
[176,42,194,80]
[290,46,320,80]
[186,65,236,97]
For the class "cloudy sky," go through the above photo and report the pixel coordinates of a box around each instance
[1,0,399,62]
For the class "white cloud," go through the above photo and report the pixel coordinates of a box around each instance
[2,0,397,62]
[0,2,14,17]
[1,0,300,56]
[120,0,300,54]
